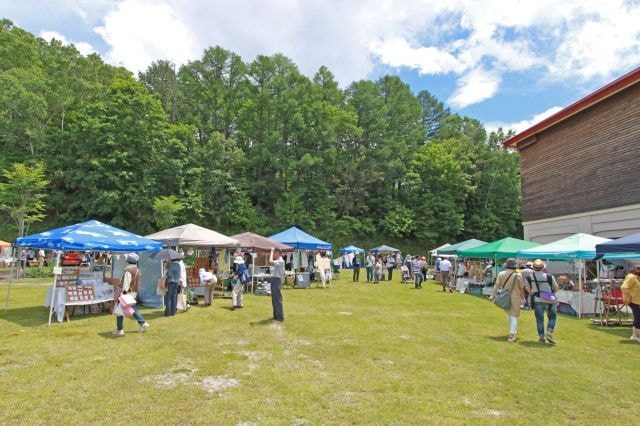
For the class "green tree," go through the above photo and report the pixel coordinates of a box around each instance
[0,162,48,237]
[152,195,184,229]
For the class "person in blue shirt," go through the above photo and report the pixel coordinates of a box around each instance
[352,251,362,282]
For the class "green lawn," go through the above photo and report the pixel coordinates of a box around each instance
[1,274,638,425]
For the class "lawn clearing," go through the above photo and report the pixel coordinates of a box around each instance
[1,275,638,424]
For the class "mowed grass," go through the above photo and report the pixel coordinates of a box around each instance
[1,273,638,425]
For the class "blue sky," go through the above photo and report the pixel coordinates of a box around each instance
[2,0,639,134]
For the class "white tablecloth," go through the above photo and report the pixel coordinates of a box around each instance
[556,290,601,315]
[45,284,115,323]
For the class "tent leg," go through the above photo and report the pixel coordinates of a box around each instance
[47,251,61,327]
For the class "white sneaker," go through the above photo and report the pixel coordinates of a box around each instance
[629,335,640,342]
[138,322,149,333]
[112,329,124,336]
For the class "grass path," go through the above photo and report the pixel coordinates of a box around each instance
[1,275,638,424]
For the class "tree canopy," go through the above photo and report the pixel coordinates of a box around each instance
[0,20,522,252]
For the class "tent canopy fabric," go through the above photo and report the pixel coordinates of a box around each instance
[230,232,293,253]
[370,245,400,254]
[268,227,332,251]
[0,240,10,247]
[339,245,364,254]
[13,220,162,252]
[145,223,239,248]
[429,243,451,255]
[595,232,640,257]
[438,239,487,255]
[459,237,539,259]
[518,233,610,259]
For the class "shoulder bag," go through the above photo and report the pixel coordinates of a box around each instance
[493,272,515,310]
[531,273,557,304]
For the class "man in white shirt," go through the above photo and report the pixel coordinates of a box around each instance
[439,257,452,292]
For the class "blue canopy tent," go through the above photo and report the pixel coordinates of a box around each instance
[9,220,162,324]
[269,227,332,251]
[339,245,364,254]
[595,231,640,258]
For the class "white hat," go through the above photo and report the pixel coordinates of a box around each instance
[125,253,139,263]
[233,256,244,264]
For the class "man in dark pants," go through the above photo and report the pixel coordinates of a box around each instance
[269,248,285,322]
[352,251,361,282]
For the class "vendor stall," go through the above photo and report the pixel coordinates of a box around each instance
[230,232,293,293]
[146,223,240,297]
[268,227,332,288]
[518,233,611,318]
[9,220,162,325]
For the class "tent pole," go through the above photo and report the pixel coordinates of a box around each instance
[578,260,583,319]
[47,251,62,327]
[3,246,17,311]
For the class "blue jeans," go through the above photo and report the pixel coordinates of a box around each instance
[116,306,145,330]
[164,282,179,316]
[271,277,284,321]
[366,267,373,282]
[414,273,423,288]
[533,301,557,336]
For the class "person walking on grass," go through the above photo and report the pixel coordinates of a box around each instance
[439,257,452,292]
[365,252,374,282]
[113,253,149,336]
[374,256,383,283]
[412,256,424,289]
[386,253,396,281]
[269,248,285,322]
[352,251,361,282]
[621,265,640,342]
[525,259,559,344]
[488,258,524,342]
[164,257,182,316]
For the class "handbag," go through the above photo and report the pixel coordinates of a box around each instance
[119,294,137,306]
[530,273,557,304]
[158,275,167,293]
[113,302,124,316]
[493,272,515,310]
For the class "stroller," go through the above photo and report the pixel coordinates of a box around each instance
[400,265,412,284]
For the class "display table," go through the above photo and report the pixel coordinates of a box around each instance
[555,290,601,316]
[45,284,115,323]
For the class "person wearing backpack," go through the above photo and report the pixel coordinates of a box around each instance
[232,256,248,310]
[488,258,525,342]
[525,259,559,344]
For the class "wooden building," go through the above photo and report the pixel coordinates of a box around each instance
[503,66,640,243]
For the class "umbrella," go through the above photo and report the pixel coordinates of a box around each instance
[150,248,183,261]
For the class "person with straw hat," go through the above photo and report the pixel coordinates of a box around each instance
[525,259,559,344]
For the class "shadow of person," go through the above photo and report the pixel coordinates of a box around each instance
[250,318,276,326]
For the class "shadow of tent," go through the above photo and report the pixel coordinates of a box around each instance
[0,305,64,327]
[587,323,633,338]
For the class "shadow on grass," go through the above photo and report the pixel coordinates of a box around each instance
[586,323,634,338]
[0,305,52,327]
[250,318,278,326]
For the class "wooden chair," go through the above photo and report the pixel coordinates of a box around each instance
[601,285,629,325]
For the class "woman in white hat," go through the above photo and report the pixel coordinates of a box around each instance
[489,258,524,342]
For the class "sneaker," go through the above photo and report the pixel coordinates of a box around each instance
[138,322,149,333]
[112,329,124,336]
[545,333,556,345]
[630,335,640,342]
[538,336,546,343]
[507,334,516,342]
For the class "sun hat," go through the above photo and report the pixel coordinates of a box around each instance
[532,259,546,271]
[504,258,517,269]
[125,253,139,263]
[233,256,244,264]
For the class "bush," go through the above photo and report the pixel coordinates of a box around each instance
[23,266,53,278]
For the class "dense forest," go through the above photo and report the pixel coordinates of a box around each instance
[0,19,522,253]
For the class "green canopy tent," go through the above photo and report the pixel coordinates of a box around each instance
[457,237,539,287]
[459,237,540,259]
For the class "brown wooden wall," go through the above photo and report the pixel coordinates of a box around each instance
[519,81,640,222]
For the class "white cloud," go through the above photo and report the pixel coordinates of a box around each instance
[31,0,638,107]
[448,67,502,108]
[94,0,198,73]
[39,30,95,56]
[484,106,564,135]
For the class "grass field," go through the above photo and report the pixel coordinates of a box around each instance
[1,273,638,425]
